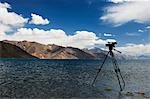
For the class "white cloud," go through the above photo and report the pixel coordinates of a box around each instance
[125,43,136,46]
[29,13,49,25]
[101,1,150,26]
[138,29,144,32]
[0,24,11,33]
[108,0,149,3]
[104,33,113,36]
[106,39,116,42]
[126,32,140,36]
[0,2,11,8]
[0,2,28,26]
[0,2,28,33]
[1,28,107,49]
[145,26,150,29]
[117,44,150,57]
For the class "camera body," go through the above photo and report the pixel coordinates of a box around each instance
[106,42,117,51]
[106,42,117,47]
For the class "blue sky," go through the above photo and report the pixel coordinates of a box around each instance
[0,0,149,44]
[0,0,150,56]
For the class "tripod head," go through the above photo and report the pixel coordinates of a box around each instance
[106,41,117,51]
[106,41,121,53]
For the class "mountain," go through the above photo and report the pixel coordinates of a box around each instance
[83,47,107,59]
[84,47,126,60]
[138,55,150,59]
[0,41,36,58]
[3,40,96,59]
[1,40,127,59]
[87,47,107,54]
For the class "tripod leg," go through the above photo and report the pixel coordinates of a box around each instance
[92,51,110,86]
[118,69,125,90]
[110,51,125,91]
[113,58,125,91]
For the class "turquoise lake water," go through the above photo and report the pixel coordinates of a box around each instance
[0,59,150,99]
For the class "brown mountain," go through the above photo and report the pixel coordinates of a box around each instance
[0,41,36,58]
[3,40,96,59]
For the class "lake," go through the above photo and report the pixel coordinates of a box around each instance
[0,59,150,99]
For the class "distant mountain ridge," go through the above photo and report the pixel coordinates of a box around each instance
[1,40,126,59]
[83,47,107,59]
[2,40,98,59]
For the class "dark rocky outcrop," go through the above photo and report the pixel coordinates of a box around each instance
[0,41,36,58]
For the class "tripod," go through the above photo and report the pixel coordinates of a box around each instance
[92,42,125,91]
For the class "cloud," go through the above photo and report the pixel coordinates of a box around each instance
[0,2,11,8]
[126,32,140,36]
[0,2,28,33]
[138,29,144,32]
[125,43,136,46]
[1,28,107,49]
[117,43,150,57]
[106,39,116,42]
[29,13,50,25]
[0,24,11,33]
[101,1,150,26]
[104,33,113,37]
[145,26,150,29]
[108,0,149,3]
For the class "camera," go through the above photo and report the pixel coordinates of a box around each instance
[106,42,117,47]
[106,42,117,51]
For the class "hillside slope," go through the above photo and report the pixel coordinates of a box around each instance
[0,41,36,58]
